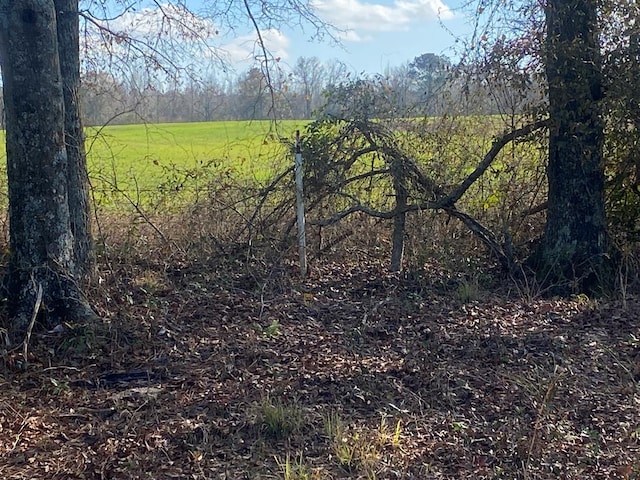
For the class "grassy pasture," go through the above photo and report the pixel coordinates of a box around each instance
[0,120,304,208]
[85,120,304,207]
[0,116,545,217]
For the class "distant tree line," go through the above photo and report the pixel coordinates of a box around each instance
[78,52,541,126]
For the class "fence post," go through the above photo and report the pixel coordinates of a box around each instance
[294,130,307,277]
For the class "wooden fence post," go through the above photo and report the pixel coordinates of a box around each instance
[294,130,307,277]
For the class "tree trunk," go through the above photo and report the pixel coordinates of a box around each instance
[54,0,93,280]
[536,0,609,293]
[390,157,407,272]
[0,0,96,344]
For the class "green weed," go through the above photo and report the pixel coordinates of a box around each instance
[378,415,403,448]
[57,323,95,355]
[324,411,382,477]
[323,410,345,440]
[263,319,281,337]
[258,396,304,439]
[49,378,70,395]
[276,452,318,480]
[456,277,479,303]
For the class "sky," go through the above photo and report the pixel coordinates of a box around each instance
[92,0,474,76]
[278,0,469,73]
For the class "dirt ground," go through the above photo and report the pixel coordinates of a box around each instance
[1,257,639,479]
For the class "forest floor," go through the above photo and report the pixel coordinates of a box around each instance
[0,255,639,479]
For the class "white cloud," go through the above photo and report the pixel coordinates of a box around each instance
[312,0,454,40]
[86,3,291,73]
[220,29,291,65]
[108,3,219,39]
[340,30,369,42]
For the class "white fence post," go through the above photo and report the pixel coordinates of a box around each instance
[294,130,307,277]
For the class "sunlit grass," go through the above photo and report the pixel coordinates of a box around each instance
[0,120,305,208]
[85,120,305,206]
[0,116,544,213]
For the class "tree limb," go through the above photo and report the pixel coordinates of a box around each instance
[441,206,513,270]
[438,119,549,207]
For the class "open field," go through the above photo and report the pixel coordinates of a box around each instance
[0,116,541,213]
[0,120,305,207]
[86,120,304,206]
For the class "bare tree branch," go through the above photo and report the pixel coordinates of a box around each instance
[243,0,278,119]
[442,205,512,269]
[438,119,549,207]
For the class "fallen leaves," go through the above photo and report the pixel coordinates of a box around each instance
[1,257,639,478]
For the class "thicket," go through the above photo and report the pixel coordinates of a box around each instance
[82,56,640,299]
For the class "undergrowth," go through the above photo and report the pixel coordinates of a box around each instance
[1,125,640,478]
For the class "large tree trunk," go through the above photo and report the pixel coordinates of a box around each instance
[55,0,93,280]
[536,0,609,293]
[0,0,96,344]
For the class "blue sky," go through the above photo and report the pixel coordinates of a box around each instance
[286,0,470,72]
[92,0,474,75]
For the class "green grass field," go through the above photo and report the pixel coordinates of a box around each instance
[0,116,543,214]
[0,120,305,208]
[85,120,304,206]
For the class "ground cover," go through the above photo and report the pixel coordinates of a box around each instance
[0,254,638,479]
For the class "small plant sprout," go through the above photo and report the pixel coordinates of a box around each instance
[452,421,468,433]
[323,410,345,440]
[49,377,70,395]
[259,396,303,439]
[378,414,403,448]
[456,277,479,303]
[324,412,382,476]
[263,319,281,337]
[276,452,316,480]
[334,434,358,472]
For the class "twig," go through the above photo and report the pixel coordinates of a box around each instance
[22,280,43,368]
[243,165,293,238]
[243,0,277,119]
[523,367,562,475]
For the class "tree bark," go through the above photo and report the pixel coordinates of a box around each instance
[536,0,609,292]
[0,0,96,344]
[54,0,93,280]
[390,157,408,272]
